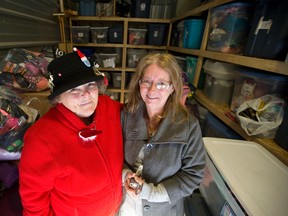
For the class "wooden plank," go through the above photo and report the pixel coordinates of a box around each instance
[201,51,288,76]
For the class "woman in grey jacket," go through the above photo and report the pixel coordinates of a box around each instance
[119,53,206,216]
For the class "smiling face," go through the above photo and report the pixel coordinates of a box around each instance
[140,64,174,114]
[58,82,99,118]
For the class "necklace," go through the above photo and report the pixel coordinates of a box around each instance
[147,122,157,138]
[146,114,161,138]
[148,129,156,138]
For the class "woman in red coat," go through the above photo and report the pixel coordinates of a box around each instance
[19,50,123,216]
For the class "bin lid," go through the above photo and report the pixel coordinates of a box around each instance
[203,59,237,80]
[203,137,288,216]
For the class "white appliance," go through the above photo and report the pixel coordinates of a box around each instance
[200,137,288,216]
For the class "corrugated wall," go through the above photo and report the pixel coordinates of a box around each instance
[0,0,60,57]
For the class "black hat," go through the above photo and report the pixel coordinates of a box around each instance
[47,49,104,100]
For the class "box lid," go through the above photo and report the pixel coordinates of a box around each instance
[203,137,288,216]
[203,59,236,80]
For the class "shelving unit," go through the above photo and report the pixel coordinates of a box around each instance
[167,0,288,166]
[68,16,170,102]
[53,0,288,166]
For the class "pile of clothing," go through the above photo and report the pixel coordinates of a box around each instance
[0,48,50,92]
[0,86,38,160]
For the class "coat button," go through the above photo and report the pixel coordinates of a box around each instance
[143,205,150,211]
[146,143,154,150]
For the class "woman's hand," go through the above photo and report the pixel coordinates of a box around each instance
[124,173,145,198]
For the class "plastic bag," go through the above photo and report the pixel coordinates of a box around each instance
[236,94,285,138]
[0,48,50,91]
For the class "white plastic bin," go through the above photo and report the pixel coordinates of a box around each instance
[203,59,237,105]
[200,137,288,216]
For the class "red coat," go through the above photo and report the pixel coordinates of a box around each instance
[19,95,123,216]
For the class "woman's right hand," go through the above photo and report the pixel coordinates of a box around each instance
[124,173,144,198]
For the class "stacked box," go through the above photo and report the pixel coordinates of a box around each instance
[207,2,254,54]
[71,26,90,43]
[147,24,167,46]
[128,28,147,45]
[79,0,96,16]
[97,53,118,68]
[230,68,288,112]
[203,59,237,106]
[108,26,123,43]
[127,49,147,68]
[183,19,205,49]
[131,0,151,18]
[90,27,108,43]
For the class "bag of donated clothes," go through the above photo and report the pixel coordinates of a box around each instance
[236,94,285,138]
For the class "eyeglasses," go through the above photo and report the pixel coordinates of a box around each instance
[139,79,172,90]
[66,82,98,97]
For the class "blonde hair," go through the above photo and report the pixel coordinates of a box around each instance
[125,52,189,122]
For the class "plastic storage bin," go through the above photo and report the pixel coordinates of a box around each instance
[79,0,96,16]
[183,19,205,49]
[200,137,288,216]
[204,112,243,139]
[111,72,130,88]
[108,26,123,43]
[90,27,108,43]
[230,68,288,112]
[131,0,151,18]
[203,59,237,105]
[127,49,147,68]
[147,24,167,46]
[97,53,118,68]
[111,72,122,88]
[71,26,90,43]
[207,2,254,54]
[244,0,288,61]
[128,28,147,45]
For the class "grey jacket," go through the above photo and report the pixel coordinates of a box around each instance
[121,103,206,216]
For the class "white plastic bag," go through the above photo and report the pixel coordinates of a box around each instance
[236,94,285,138]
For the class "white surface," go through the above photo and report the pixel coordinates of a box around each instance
[203,137,288,216]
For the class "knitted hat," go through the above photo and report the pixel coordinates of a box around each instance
[47,49,104,100]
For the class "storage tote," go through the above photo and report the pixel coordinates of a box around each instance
[90,27,108,43]
[230,67,288,112]
[244,0,288,60]
[108,26,123,43]
[128,28,147,45]
[207,2,254,54]
[79,0,96,16]
[183,19,205,49]
[203,59,237,105]
[131,0,151,18]
[71,26,90,43]
[147,24,167,46]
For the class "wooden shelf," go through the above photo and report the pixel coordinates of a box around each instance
[195,90,288,166]
[168,47,288,76]
[61,0,288,166]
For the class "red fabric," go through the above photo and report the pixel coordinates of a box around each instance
[19,95,123,216]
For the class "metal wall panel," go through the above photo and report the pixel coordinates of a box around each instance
[0,0,60,55]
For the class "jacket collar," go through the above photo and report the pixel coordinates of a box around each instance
[125,103,188,144]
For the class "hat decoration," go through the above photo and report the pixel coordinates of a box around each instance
[73,47,91,67]
[73,47,108,87]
